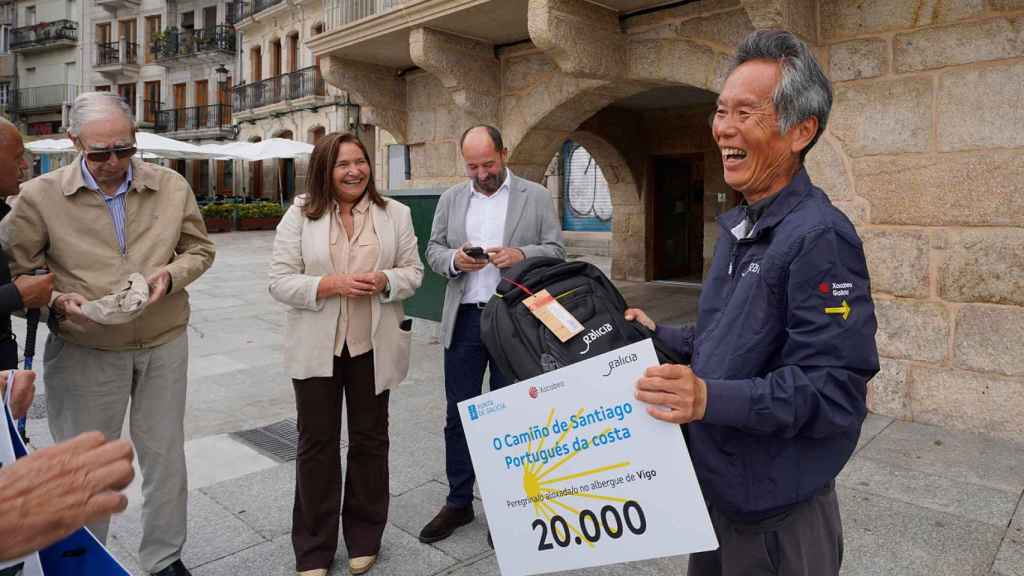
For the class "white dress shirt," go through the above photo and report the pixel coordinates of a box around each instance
[452,169,512,304]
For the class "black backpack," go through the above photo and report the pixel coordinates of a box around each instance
[480,257,683,382]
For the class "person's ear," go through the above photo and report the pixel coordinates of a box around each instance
[789,116,818,156]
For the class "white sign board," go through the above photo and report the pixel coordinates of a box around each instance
[460,339,718,576]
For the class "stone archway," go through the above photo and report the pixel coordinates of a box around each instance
[565,130,643,280]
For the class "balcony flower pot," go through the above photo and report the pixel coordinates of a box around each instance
[236,202,285,231]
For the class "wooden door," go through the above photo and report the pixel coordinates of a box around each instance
[145,15,161,63]
[173,83,186,130]
[195,80,208,129]
[647,155,705,282]
[143,80,160,123]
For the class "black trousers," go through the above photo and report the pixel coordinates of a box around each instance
[443,306,510,508]
[292,349,390,571]
[689,481,843,576]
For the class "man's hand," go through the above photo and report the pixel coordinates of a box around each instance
[635,364,707,424]
[146,269,171,305]
[13,273,54,309]
[0,370,35,420]
[624,308,656,331]
[54,293,92,326]
[485,246,525,269]
[454,245,489,273]
[0,432,134,561]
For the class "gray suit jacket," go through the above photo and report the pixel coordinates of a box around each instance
[426,174,565,349]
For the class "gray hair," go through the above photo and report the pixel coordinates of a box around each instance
[68,92,134,136]
[730,29,832,161]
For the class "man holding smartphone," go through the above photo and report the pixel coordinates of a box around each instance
[423,125,564,544]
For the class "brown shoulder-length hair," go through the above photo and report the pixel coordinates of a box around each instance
[303,131,387,220]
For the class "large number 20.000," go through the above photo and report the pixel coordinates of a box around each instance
[531,501,646,551]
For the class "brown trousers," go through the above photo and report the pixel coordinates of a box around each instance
[292,349,390,571]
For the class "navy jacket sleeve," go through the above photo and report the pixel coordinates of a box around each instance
[655,324,695,364]
[702,226,879,438]
[0,250,23,316]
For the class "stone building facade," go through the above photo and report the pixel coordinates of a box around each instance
[310,0,1024,441]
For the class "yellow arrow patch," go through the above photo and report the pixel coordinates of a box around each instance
[825,300,851,320]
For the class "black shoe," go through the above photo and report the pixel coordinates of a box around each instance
[418,505,475,543]
[487,531,493,549]
[151,560,191,576]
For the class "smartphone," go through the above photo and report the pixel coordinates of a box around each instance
[464,246,489,260]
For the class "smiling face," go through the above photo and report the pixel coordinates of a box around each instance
[332,141,371,205]
[461,127,508,195]
[712,59,811,203]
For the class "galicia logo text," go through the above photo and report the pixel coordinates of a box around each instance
[580,323,613,355]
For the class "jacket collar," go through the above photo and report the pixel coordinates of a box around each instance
[719,167,812,240]
[61,156,162,196]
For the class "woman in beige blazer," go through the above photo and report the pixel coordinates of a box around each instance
[269,132,423,576]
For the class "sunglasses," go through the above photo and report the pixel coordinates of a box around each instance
[84,146,137,162]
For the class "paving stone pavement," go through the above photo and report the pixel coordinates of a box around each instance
[14,231,1024,576]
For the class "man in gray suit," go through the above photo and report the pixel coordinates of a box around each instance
[421,125,564,544]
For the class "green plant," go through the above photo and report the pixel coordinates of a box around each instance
[201,203,235,218]
[237,202,285,219]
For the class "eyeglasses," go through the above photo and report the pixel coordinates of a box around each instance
[84,146,137,162]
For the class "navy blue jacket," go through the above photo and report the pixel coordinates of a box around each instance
[656,168,878,521]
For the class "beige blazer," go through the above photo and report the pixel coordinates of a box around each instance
[269,195,424,392]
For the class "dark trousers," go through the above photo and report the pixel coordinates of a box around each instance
[0,336,19,370]
[444,306,510,508]
[689,481,843,576]
[292,349,390,571]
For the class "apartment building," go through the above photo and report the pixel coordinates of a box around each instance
[0,0,16,118]
[309,0,1024,441]
[86,0,238,195]
[8,0,80,136]
[231,0,352,201]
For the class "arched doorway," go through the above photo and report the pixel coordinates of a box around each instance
[510,83,726,282]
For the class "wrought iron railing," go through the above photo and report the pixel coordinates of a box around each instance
[324,0,403,30]
[11,84,79,111]
[228,0,284,23]
[233,66,326,111]
[96,40,138,66]
[152,25,235,61]
[10,19,78,50]
[155,103,232,132]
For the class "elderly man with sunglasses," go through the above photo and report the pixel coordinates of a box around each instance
[7,92,215,576]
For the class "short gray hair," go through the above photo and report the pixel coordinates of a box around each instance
[730,29,832,161]
[68,92,134,136]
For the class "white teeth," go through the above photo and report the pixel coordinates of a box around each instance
[722,147,747,159]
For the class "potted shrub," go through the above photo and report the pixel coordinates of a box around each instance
[201,203,235,233]
[236,201,285,231]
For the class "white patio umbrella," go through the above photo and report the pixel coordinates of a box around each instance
[25,138,74,154]
[223,138,314,161]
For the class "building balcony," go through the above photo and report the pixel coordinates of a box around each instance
[94,40,140,76]
[232,66,329,120]
[154,104,234,140]
[94,0,141,12]
[10,20,78,53]
[323,0,403,30]
[228,0,287,28]
[152,26,236,67]
[138,99,163,129]
[10,84,80,114]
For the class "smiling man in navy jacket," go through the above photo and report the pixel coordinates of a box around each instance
[626,30,879,576]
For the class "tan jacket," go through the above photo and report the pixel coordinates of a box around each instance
[8,156,215,351]
[269,195,423,393]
